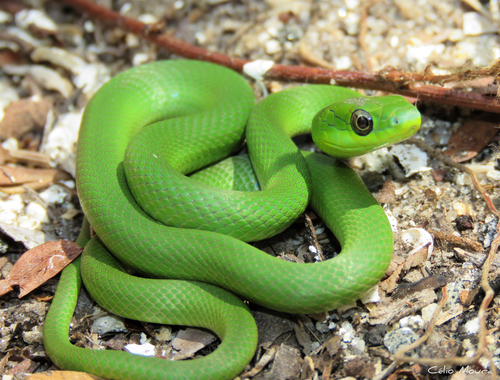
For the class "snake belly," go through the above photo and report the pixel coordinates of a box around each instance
[43,59,420,380]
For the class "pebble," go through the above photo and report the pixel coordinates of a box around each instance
[338,321,355,343]
[383,327,419,355]
[463,317,480,335]
[399,315,424,330]
[91,315,126,335]
[350,337,365,355]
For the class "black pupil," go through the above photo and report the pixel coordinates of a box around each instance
[351,109,373,136]
[357,116,370,130]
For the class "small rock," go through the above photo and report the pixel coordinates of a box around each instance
[350,337,366,355]
[463,317,480,334]
[399,315,424,330]
[338,321,355,343]
[91,315,126,335]
[383,327,419,355]
[315,321,329,334]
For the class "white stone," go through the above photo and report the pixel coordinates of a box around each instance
[463,12,498,36]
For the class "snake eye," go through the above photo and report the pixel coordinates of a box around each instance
[350,109,373,136]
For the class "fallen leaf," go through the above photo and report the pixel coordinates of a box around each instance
[0,99,51,140]
[241,346,278,378]
[443,113,500,162]
[0,240,82,297]
[391,275,447,299]
[28,371,105,380]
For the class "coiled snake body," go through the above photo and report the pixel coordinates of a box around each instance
[44,60,421,379]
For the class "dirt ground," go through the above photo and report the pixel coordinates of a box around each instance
[1,0,500,379]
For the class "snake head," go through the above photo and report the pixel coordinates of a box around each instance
[312,95,421,159]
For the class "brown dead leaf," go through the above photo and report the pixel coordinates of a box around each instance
[443,113,500,162]
[28,370,106,380]
[324,335,342,356]
[0,240,82,297]
[0,99,51,140]
[0,165,71,193]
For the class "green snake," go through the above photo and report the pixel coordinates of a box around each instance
[43,60,421,379]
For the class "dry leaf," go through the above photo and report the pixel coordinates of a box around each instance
[0,99,51,140]
[0,240,82,297]
[443,113,500,162]
[28,370,105,380]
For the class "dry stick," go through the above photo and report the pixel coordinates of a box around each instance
[59,0,500,113]
[382,58,500,85]
[378,138,499,378]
